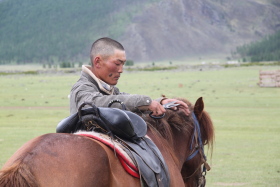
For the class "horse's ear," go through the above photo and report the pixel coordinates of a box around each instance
[194,97,204,120]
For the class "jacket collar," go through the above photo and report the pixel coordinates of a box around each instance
[82,65,114,95]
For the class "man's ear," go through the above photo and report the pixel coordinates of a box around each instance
[93,56,101,68]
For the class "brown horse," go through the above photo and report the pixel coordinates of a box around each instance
[0,97,214,187]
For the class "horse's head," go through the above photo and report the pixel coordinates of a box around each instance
[179,97,214,187]
[142,97,214,187]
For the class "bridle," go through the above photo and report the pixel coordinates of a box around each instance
[146,105,211,186]
[183,113,211,187]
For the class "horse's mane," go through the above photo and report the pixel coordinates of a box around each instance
[143,109,192,144]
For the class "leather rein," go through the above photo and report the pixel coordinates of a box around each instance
[183,113,210,186]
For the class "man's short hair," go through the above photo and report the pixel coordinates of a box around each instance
[90,37,124,64]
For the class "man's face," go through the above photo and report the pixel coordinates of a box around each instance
[94,49,126,85]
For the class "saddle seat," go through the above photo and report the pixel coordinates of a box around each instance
[56,105,147,140]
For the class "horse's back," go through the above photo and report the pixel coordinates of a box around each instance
[0,133,140,187]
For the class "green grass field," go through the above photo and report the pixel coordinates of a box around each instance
[0,65,280,186]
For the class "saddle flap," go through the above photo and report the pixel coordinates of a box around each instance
[125,139,161,173]
[124,137,170,187]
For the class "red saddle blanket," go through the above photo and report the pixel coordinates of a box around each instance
[75,131,140,178]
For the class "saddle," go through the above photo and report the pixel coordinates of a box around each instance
[56,101,170,187]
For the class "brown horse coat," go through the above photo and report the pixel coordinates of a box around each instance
[0,97,214,187]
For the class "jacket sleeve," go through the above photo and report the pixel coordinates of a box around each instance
[70,83,152,114]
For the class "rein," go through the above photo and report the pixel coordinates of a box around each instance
[183,113,210,185]
[186,113,206,162]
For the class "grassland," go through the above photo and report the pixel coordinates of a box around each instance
[0,65,280,186]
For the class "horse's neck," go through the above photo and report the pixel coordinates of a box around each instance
[171,129,192,168]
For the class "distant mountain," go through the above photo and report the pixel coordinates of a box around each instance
[120,0,280,61]
[0,0,279,63]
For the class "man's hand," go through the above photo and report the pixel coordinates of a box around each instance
[148,100,166,116]
[161,98,190,116]
[138,98,190,117]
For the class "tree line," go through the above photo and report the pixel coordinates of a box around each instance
[0,0,152,64]
[235,30,280,62]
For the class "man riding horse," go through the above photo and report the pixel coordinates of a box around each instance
[69,37,190,116]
